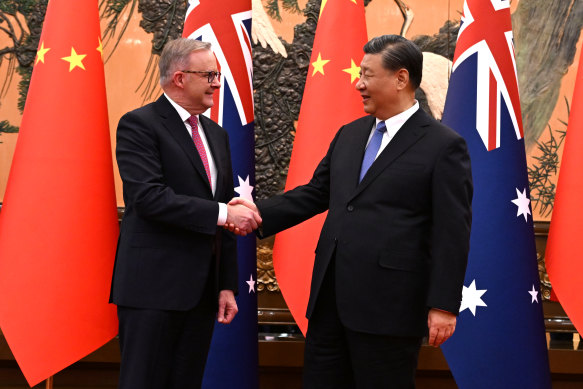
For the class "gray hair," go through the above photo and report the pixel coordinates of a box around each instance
[159,38,211,86]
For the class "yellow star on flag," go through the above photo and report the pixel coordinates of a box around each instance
[61,47,86,71]
[97,38,103,59]
[342,59,361,83]
[36,42,51,65]
[319,0,328,17]
[311,53,330,76]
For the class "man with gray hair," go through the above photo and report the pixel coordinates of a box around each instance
[110,38,261,389]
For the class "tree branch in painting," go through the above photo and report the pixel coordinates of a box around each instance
[0,0,48,135]
[513,0,583,151]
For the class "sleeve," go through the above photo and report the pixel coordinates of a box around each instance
[257,126,344,237]
[116,111,220,235]
[217,134,238,293]
[426,135,473,314]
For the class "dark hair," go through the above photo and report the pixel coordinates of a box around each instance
[363,35,423,89]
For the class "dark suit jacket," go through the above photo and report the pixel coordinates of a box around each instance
[258,109,472,337]
[110,95,237,311]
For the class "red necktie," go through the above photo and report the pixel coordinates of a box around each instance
[187,115,212,187]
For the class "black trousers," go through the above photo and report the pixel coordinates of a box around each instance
[303,260,422,389]
[117,278,216,389]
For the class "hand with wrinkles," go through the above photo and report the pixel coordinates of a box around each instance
[225,198,261,236]
[427,308,456,347]
[225,198,260,236]
[217,290,238,324]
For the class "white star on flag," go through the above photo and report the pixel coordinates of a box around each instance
[246,274,256,293]
[511,187,531,222]
[460,279,487,316]
[234,175,254,201]
[528,284,539,303]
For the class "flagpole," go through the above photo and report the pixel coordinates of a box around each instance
[45,376,53,389]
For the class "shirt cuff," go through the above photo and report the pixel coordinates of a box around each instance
[217,202,227,226]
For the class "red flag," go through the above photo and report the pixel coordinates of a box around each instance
[545,53,583,335]
[0,0,118,385]
[272,0,367,334]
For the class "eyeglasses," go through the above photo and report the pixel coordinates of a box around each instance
[181,70,221,83]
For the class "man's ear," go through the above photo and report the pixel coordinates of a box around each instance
[396,68,410,90]
[172,71,185,89]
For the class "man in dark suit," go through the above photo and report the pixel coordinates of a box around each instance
[231,35,472,388]
[111,38,261,389]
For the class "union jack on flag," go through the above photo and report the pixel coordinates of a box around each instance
[183,1,258,388]
[452,0,522,151]
[440,0,551,388]
[184,0,254,127]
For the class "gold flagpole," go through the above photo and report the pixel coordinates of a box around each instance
[45,375,53,389]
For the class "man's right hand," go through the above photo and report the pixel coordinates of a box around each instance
[225,200,262,236]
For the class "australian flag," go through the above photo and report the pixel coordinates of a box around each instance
[440,1,552,387]
[183,1,258,388]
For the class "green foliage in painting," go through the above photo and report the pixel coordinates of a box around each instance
[528,97,569,217]
[0,0,41,15]
[0,120,18,133]
[0,120,19,143]
[266,0,302,21]
[16,65,32,113]
[100,0,134,52]
[0,0,48,120]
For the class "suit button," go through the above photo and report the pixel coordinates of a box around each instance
[347,205,354,212]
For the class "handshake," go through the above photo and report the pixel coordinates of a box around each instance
[224,198,262,236]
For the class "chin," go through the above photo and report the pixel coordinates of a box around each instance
[362,105,373,114]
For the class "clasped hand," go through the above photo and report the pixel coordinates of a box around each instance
[427,308,456,347]
[225,198,261,236]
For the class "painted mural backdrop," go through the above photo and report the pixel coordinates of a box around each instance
[1,0,581,220]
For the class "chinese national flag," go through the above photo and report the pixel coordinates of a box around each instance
[272,0,367,334]
[0,0,118,385]
[545,53,583,335]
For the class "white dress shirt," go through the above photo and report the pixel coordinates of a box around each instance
[366,100,420,159]
[164,94,227,225]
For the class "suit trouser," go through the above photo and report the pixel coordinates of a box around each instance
[116,277,215,389]
[303,258,422,389]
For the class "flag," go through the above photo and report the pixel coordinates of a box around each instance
[440,1,551,387]
[272,0,368,335]
[182,1,258,388]
[545,52,583,335]
[0,0,119,386]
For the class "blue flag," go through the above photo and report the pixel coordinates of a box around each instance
[440,1,551,387]
[183,1,258,388]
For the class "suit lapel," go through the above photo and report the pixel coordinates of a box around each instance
[154,96,213,194]
[351,109,430,199]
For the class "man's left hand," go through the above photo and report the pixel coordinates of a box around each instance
[427,308,456,347]
[217,290,238,324]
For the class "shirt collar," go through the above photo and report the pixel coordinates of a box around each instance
[376,100,419,133]
[164,93,194,124]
